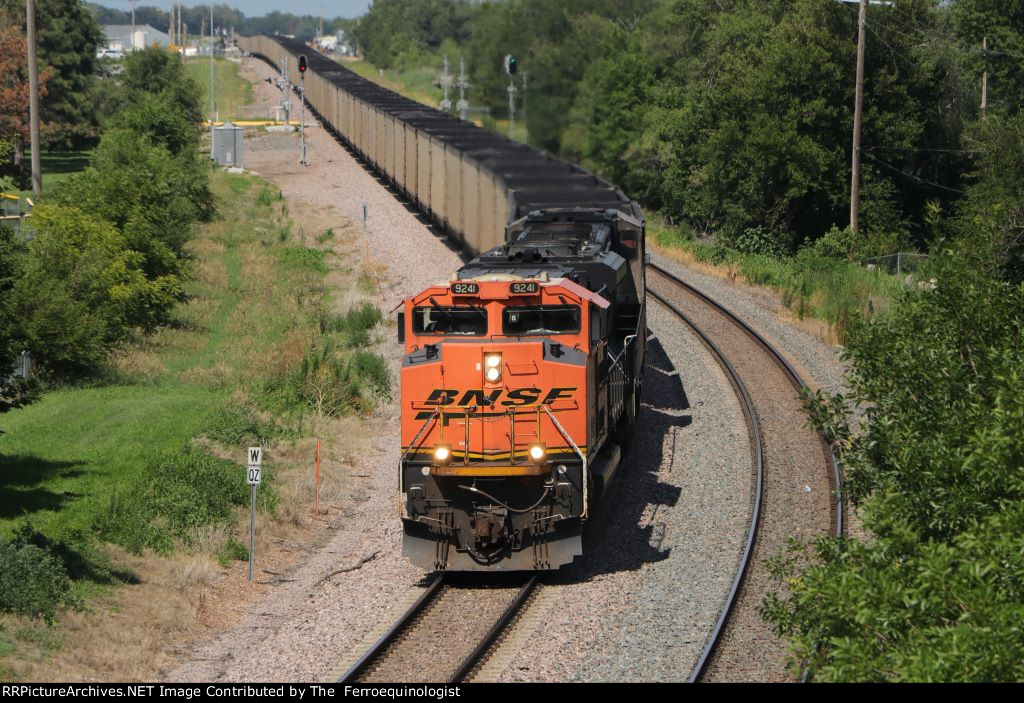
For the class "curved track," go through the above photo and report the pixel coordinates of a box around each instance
[338,575,538,683]
[647,262,842,682]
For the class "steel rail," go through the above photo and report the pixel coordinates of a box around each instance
[448,575,538,683]
[337,575,446,683]
[646,287,764,684]
[647,262,844,536]
[647,262,844,683]
[337,574,538,683]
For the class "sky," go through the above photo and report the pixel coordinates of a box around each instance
[99,1,372,19]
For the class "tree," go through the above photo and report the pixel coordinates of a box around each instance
[0,225,36,412]
[34,0,104,149]
[0,20,48,183]
[954,112,1024,283]
[952,0,1024,116]
[54,127,210,280]
[11,204,182,376]
[764,257,1024,681]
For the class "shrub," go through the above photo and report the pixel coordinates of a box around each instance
[95,446,275,554]
[12,204,182,376]
[0,538,75,622]
[321,301,385,348]
[722,225,789,259]
[808,225,854,260]
[204,403,288,447]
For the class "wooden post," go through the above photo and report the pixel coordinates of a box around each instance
[981,36,988,113]
[315,439,321,514]
[849,0,868,244]
[26,0,42,198]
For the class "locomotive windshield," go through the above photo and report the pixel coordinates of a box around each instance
[412,306,488,335]
[503,305,581,335]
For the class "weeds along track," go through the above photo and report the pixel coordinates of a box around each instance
[338,575,538,683]
[647,263,842,683]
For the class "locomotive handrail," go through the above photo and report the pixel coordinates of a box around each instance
[541,404,588,519]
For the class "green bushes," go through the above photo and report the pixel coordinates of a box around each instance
[96,446,275,555]
[764,258,1024,681]
[3,45,211,383]
[11,205,183,375]
[0,540,75,623]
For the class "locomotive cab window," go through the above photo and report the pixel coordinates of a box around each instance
[503,305,581,335]
[412,306,487,335]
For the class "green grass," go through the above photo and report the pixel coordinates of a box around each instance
[0,385,220,538]
[650,223,907,341]
[0,170,321,545]
[341,57,443,107]
[9,150,93,202]
[185,57,254,122]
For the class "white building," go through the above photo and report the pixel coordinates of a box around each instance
[101,24,171,53]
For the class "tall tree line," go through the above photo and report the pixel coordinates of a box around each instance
[356,0,1022,257]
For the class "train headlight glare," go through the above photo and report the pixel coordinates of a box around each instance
[433,444,452,465]
[484,354,502,368]
[529,444,546,464]
[485,366,501,382]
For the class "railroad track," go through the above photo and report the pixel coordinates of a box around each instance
[647,262,842,683]
[338,575,538,683]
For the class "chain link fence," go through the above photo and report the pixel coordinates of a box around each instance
[863,252,929,276]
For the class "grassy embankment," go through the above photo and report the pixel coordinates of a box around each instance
[184,56,255,122]
[0,169,388,680]
[649,223,907,343]
[10,151,92,202]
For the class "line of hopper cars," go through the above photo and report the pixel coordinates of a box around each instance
[238,35,647,571]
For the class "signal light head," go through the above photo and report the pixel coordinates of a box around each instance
[298,54,308,72]
[504,54,518,76]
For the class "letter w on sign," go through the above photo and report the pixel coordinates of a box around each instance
[248,447,263,466]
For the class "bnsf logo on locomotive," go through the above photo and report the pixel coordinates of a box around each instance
[414,387,576,419]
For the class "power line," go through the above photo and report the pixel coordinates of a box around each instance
[862,145,978,154]
[860,149,967,194]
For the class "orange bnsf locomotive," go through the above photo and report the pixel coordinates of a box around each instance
[398,208,645,570]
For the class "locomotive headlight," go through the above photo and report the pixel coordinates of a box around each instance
[484,354,502,383]
[528,444,546,464]
[433,444,452,465]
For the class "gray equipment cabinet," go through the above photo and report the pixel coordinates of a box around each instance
[213,122,244,167]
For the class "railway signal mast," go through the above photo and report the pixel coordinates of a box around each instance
[456,57,470,121]
[439,55,453,113]
[504,54,518,137]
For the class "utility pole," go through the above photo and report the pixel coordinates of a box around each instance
[209,3,215,159]
[849,0,867,240]
[26,0,42,197]
[130,0,136,50]
[981,36,988,113]
[522,71,528,142]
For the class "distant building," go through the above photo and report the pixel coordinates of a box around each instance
[101,24,171,53]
